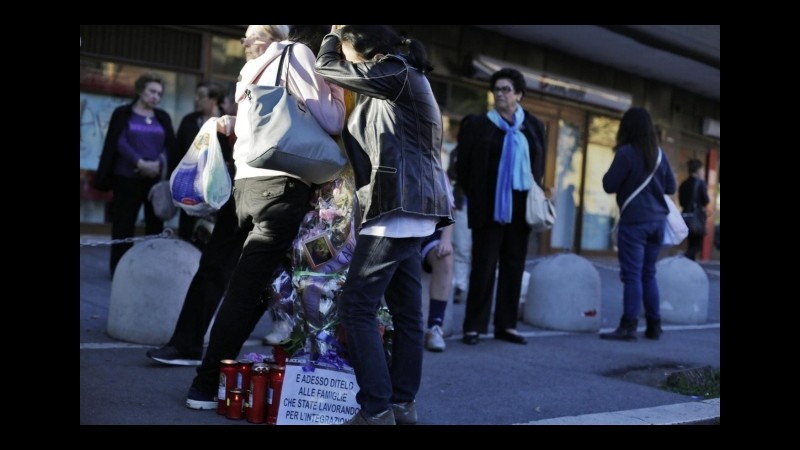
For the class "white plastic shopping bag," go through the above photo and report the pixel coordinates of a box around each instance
[170,118,231,216]
[663,194,689,246]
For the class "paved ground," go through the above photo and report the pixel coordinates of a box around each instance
[80,235,719,425]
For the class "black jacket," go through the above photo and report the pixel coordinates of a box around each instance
[678,176,709,213]
[176,111,233,165]
[93,102,176,191]
[315,32,453,229]
[455,111,545,229]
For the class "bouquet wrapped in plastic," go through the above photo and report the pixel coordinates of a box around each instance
[264,166,359,366]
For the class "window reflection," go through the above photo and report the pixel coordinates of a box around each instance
[210,35,245,78]
[550,120,582,249]
[581,116,620,251]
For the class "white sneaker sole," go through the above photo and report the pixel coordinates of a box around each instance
[185,398,217,410]
[150,356,202,366]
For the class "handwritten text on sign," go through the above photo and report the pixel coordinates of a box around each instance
[277,362,361,425]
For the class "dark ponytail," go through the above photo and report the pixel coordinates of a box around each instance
[401,37,433,73]
[340,25,434,73]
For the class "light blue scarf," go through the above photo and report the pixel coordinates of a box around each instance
[487,106,531,223]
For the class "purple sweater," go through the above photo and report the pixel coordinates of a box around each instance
[113,113,166,178]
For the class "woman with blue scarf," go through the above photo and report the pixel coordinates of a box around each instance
[455,68,545,345]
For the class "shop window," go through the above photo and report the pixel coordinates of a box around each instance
[449,83,488,117]
[550,120,583,250]
[210,35,246,80]
[580,115,619,251]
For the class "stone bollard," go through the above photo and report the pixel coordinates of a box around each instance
[420,271,455,337]
[516,271,531,321]
[489,270,531,321]
[524,254,601,331]
[107,238,201,345]
[656,255,708,324]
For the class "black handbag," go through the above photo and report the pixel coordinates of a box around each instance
[242,44,347,185]
[682,179,706,236]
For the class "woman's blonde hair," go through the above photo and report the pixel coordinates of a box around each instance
[261,25,289,41]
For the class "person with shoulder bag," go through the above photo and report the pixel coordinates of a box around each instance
[453,68,546,347]
[184,25,345,410]
[678,158,710,261]
[92,73,177,276]
[601,107,677,342]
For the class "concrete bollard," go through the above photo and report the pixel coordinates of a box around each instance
[489,270,531,321]
[420,271,455,337]
[524,254,601,331]
[107,238,201,345]
[516,271,531,321]
[656,255,708,324]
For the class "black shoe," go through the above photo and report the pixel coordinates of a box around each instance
[185,385,217,410]
[453,287,463,304]
[146,345,202,366]
[599,317,638,341]
[343,409,396,425]
[462,333,480,345]
[644,318,662,340]
[494,329,528,345]
[391,401,417,425]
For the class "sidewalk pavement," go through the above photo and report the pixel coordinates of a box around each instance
[80,235,719,425]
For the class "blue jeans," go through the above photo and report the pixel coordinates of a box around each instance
[339,234,425,416]
[617,220,664,322]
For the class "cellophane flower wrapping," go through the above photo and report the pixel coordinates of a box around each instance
[265,166,359,366]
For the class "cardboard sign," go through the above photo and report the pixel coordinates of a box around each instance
[277,358,361,425]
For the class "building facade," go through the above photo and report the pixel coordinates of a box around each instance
[79,25,720,260]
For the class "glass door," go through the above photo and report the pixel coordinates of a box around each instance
[522,100,586,255]
[579,115,620,253]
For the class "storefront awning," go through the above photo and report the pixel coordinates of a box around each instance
[472,54,632,112]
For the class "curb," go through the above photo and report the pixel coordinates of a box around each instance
[515,398,719,425]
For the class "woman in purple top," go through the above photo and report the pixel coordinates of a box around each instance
[94,73,177,276]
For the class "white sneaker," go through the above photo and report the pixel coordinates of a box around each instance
[424,325,446,352]
[262,320,292,345]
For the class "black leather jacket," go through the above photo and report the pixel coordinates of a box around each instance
[315,32,453,229]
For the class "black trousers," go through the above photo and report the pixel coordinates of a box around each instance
[192,176,311,394]
[178,210,200,249]
[463,194,531,334]
[167,198,247,355]
[685,232,703,261]
[109,176,162,274]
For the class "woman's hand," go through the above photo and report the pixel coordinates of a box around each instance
[136,159,161,178]
[217,115,235,136]
[435,240,453,258]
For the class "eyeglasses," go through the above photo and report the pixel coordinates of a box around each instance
[493,86,514,94]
